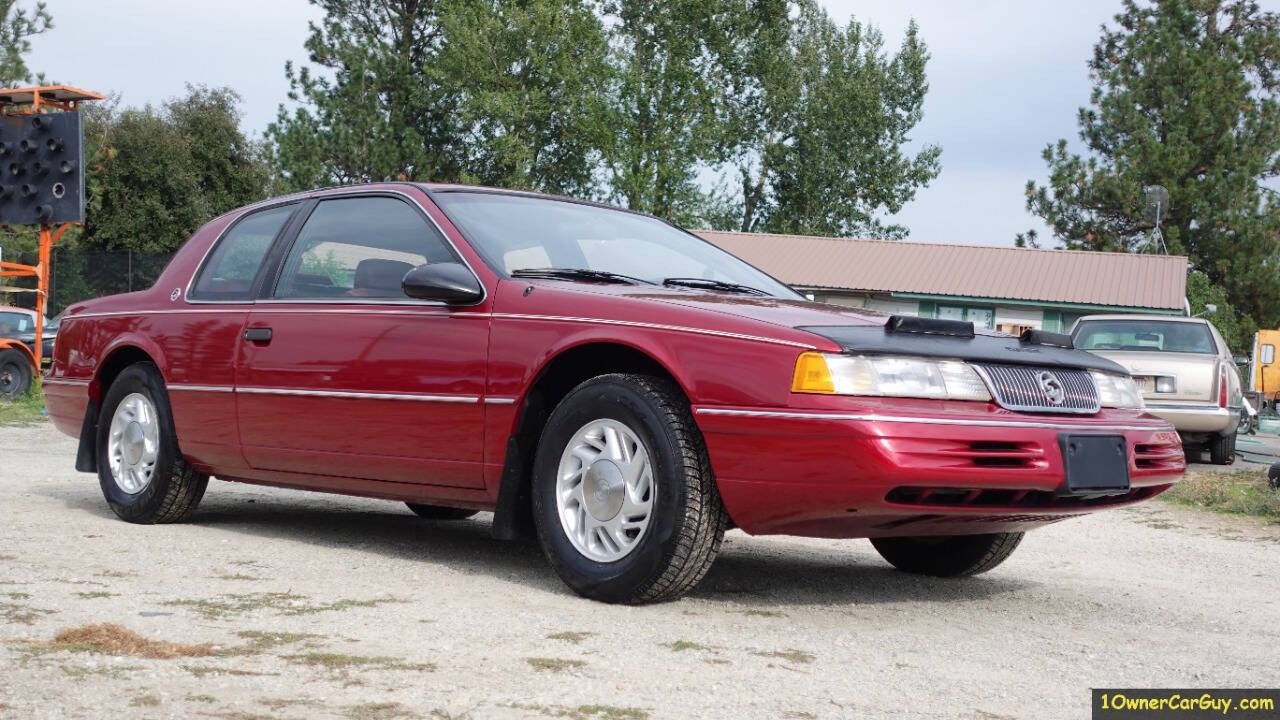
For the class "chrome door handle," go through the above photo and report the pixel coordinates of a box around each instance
[243,327,273,343]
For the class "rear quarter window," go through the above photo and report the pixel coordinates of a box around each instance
[188,204,297,301]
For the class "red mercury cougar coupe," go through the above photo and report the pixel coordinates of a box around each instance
[43,183,1185,603]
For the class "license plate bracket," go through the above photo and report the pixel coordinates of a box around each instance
[1058,434,1130,496]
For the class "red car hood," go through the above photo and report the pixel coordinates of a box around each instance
[605,286,887,330]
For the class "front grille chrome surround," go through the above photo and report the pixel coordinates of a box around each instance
[974,364,1100,414]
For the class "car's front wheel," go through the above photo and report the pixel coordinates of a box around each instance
[531,374,727,604]
[96,362,208,524]
[870,532,1024,577]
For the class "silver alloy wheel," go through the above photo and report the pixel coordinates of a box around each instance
[555,418,656,563]
[107,392,160,494]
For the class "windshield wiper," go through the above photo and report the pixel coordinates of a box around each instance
[511,267,652,285]
[662,277,769,295]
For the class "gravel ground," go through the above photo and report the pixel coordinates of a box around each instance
[1,423,1277,720]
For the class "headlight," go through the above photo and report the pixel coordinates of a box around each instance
[792,352,992,402]
[1090,371,1144,409]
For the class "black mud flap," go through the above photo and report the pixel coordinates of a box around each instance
[490,435,536,541]
[74,398,99,473]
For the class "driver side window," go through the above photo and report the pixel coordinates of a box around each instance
[275,196,457,300]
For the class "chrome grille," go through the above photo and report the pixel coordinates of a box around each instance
[975,365,1099,414]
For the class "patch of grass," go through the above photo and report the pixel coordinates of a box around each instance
[1,599,54,625]
[259,698,323,711]
[1162,470,1280,520]
[198,712,279,720]
[31,623,215,659]
[284,652,435,673]
[6,592,30,600]
[214,629,317,657]
[213,573,263,581]
[343,703,420,720]
[546,631,593,644]
[76,591,117,599]
[164,592,307,620]
[738,609,786,618]
[165,592,403,620]
[754,649,816,665]
[95,570,137,578]
[182,665,278,678]
[187,695,217,704]
[511,703,648,720]
[0,380,45,426]
[525,657,587,672]
[57,663,141,679]
[664,640,710,652]
[130,694,161,708]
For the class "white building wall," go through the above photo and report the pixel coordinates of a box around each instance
[993,306,1044,333]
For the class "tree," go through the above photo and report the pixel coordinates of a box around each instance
[1023,0,1280,327]
[268,0,464,191]
[0,0,49,87]
[1187,270,1256,355]
[434,0,609,195]
[599,0,743,224]
[724,1,939,237]
[80,87,272,253]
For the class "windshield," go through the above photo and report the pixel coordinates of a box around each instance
[432,191,800,298]
[0,311,37,336]
[1073,320,1217,354]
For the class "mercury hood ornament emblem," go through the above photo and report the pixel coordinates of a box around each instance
[1038,371,1066,405]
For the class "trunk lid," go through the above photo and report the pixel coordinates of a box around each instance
[1087,349,1219,403]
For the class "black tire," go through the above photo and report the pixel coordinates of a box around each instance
[1209,432,1235,465]
[96,362,208,524]
[0,348,32,401]
[870,532,1024,577]
[404,503,478,520]
[531,373,727,604]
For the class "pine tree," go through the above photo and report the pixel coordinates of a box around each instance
[1023,0,1280,327]
[0,0,49,87]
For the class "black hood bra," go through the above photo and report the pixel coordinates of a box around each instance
[797,317,1129,375]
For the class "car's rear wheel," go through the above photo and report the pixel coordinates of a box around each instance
[870,532,1024,577]
[531,373,727,604]
[404,503,478,520]
[1209,432,1235,465]
[0,348,32,401]
[96,362,208,524]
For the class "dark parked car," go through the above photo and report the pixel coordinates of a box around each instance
[44,184,1186,603]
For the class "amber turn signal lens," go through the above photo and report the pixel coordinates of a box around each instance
[792,352,836,394]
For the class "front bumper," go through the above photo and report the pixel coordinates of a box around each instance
[1143,402,1239,435]
[694,400,1184,538]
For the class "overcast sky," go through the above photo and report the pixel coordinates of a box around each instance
[28,0,1161,246]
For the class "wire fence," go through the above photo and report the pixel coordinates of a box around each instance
[1,248,174,317]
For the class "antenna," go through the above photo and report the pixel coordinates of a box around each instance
[1143,184,1170,254]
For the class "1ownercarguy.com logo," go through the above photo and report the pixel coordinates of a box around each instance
[1093,689,1279,719]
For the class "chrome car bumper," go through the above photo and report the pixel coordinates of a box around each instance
[1144,403,1239,435]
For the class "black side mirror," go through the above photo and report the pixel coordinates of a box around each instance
[401,263,484,304]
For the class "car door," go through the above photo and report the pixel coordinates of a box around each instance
[234,193,489,488]
[169,201,301,471]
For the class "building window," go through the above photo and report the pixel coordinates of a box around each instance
[935,304,995,329]
[1263,344,1275,365]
